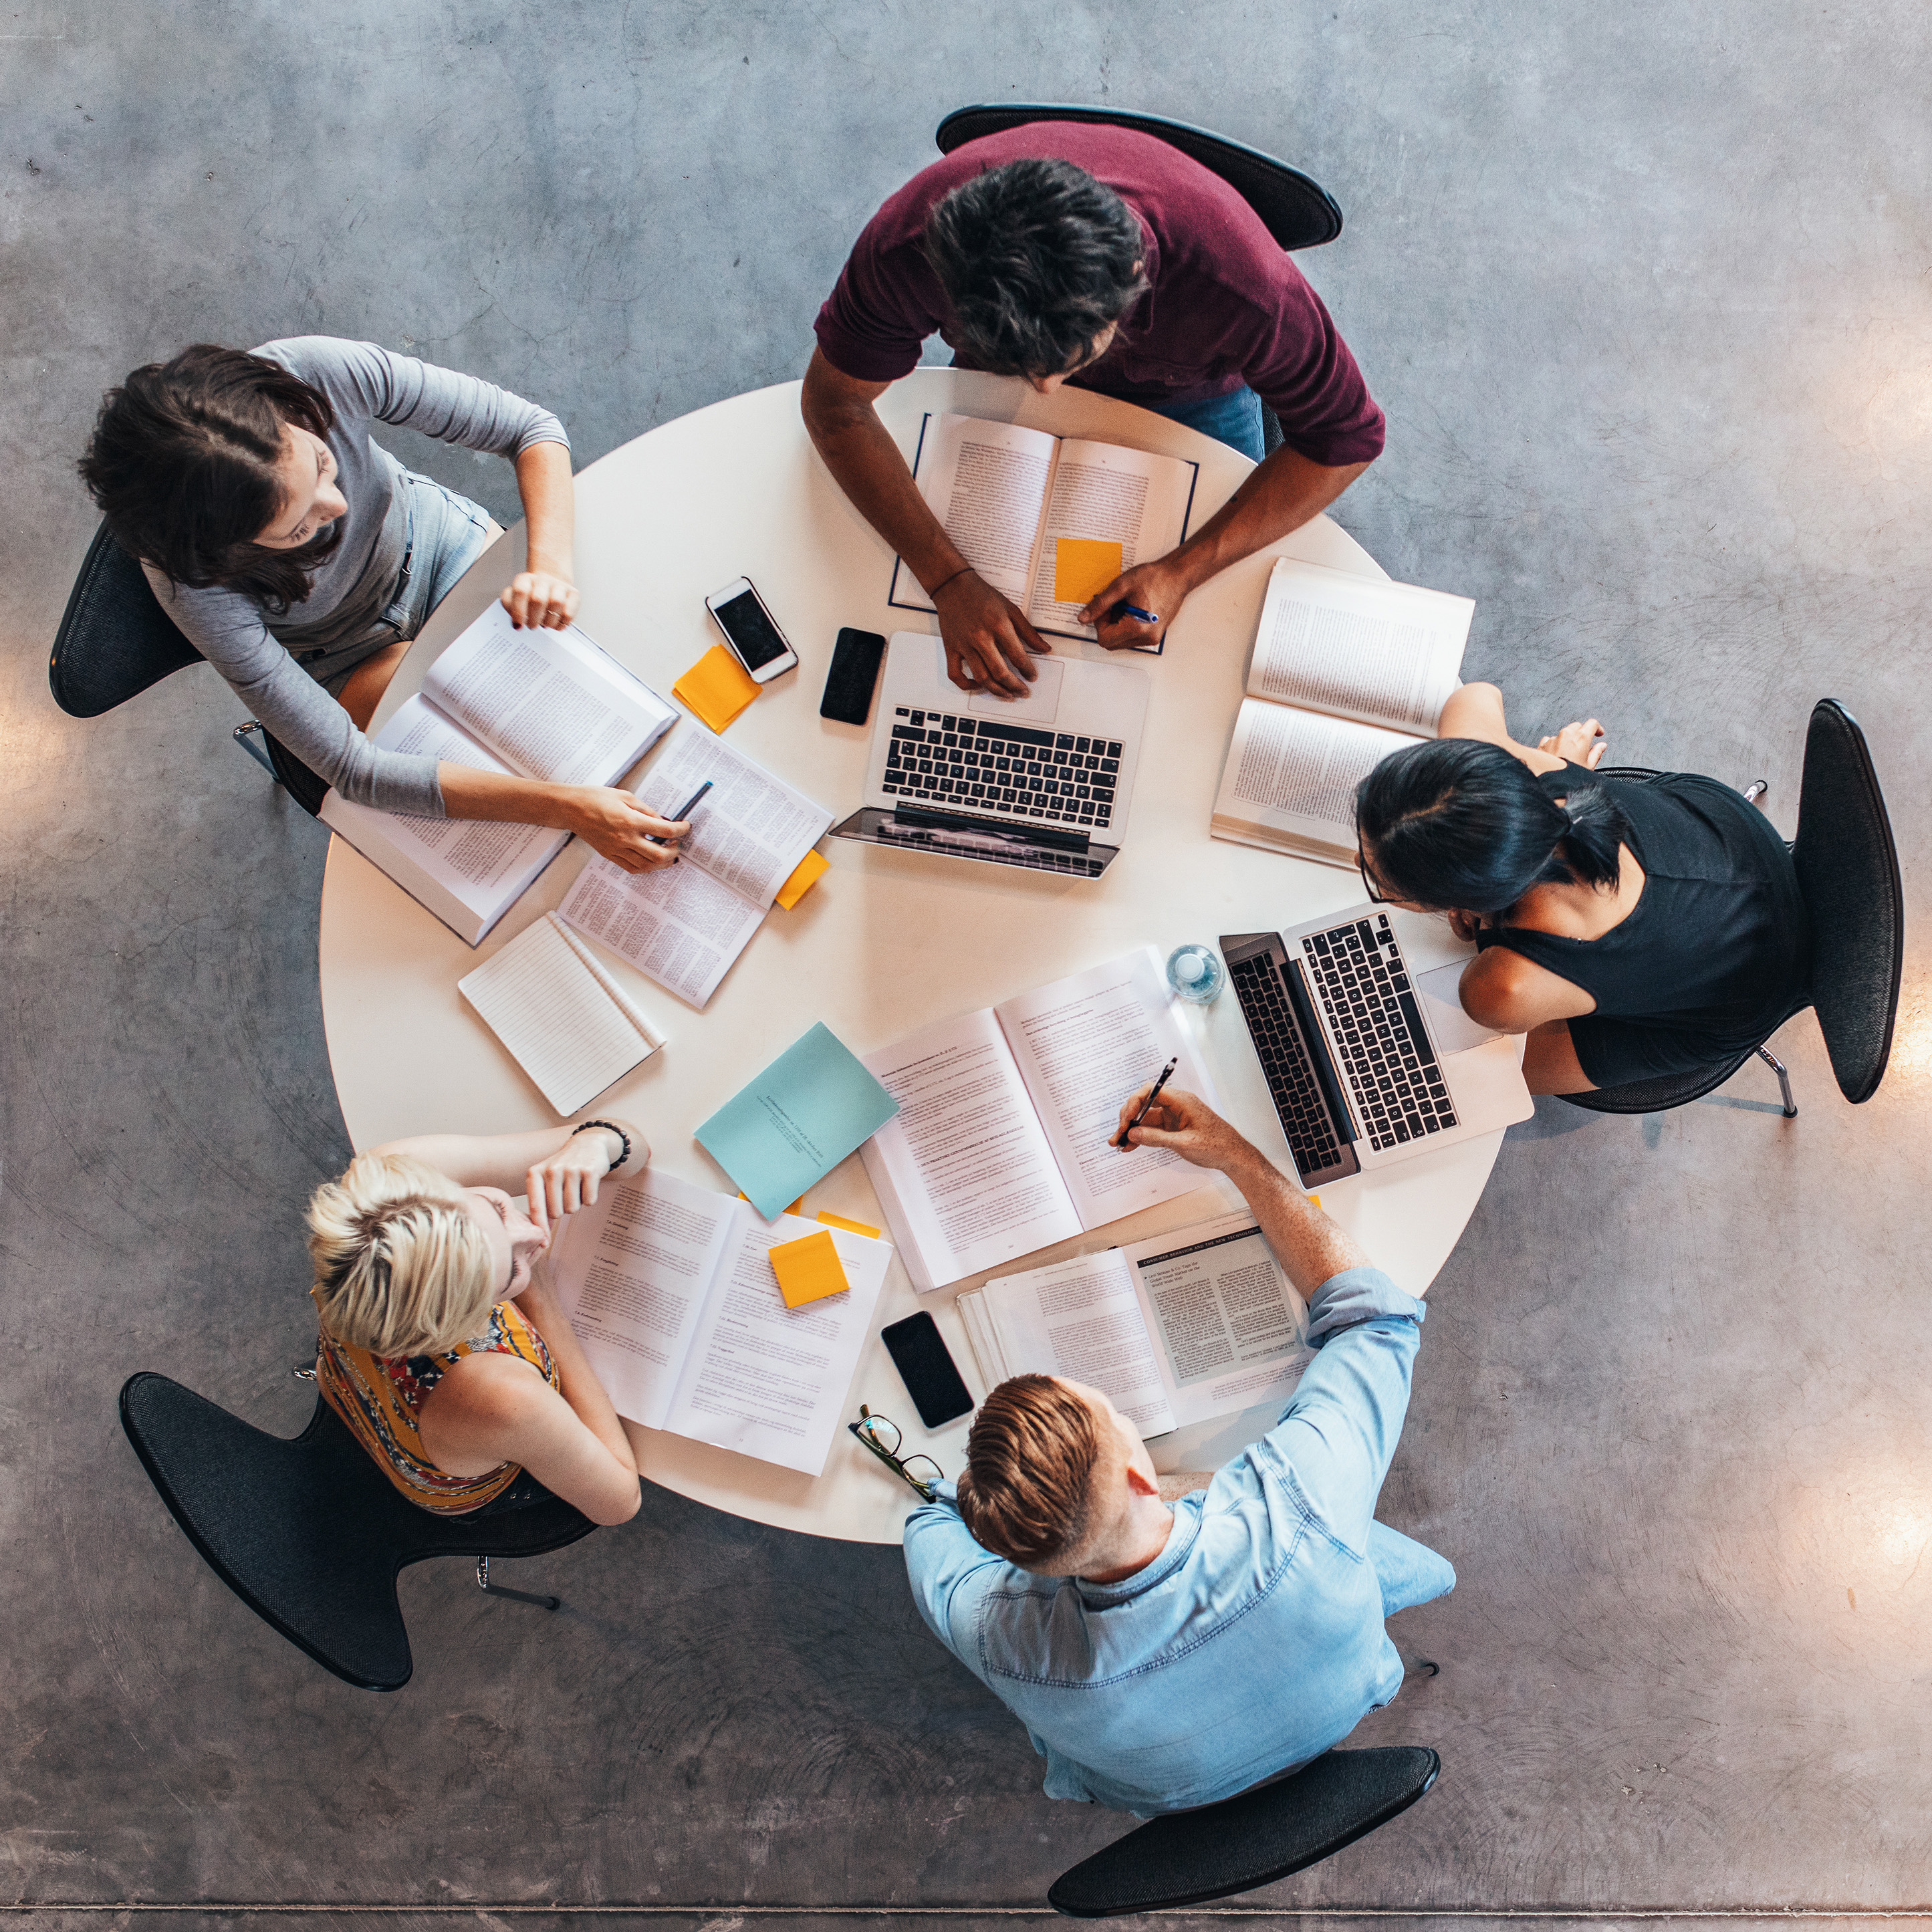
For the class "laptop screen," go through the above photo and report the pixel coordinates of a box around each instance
[830,808,1118,878]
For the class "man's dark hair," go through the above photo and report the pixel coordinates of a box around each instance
[923,158,1150,378]
[1356,739,1632,917]
[78,344,342,613]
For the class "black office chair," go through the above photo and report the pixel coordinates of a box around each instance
[1559,701,1903,1118]
[1048,1744,1441,1918]
[118,1370,596,1692]
[50,521,330,816]
[936,104,1347,459]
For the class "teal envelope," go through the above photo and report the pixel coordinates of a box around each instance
[695,1021,900,1220]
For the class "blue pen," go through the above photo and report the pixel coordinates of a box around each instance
[1107,601,1162,626]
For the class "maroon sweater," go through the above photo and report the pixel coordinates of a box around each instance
[814,124,1384,469]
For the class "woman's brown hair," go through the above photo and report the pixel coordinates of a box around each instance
[78,344,342,613]
[957,1374,1104,1572]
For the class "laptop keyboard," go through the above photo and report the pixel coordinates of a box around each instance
[1301,915,1458,1152]
[882,707,1122,830]
[1227,953,1351,1183]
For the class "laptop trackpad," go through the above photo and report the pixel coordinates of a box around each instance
[967,656,1064,725]
[1417,962,1497,1053]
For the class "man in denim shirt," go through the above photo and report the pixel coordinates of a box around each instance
[903,1086,1453,1814]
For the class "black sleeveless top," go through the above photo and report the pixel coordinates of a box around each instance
[1475,765,1810,1086]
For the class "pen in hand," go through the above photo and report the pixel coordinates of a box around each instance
[1114,1056,1180,1149]
[647,778,714,846]
[1106,600,1161,626]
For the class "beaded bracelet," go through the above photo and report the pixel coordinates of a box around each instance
[570,1118,632,1173]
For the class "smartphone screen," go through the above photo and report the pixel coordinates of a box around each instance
[822,627,886,725]
[711,587,792,671]
[880,1312,974,1429]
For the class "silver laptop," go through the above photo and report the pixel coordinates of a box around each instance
[1222,904,1534,1188]
[829,633,1149,878]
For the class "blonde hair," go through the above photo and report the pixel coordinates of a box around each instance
[306,1153,498,1357]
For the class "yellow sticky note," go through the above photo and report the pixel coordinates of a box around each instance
[1307,1193,1322,1210]
[1052,536,1124,607]
[773,848,828,910]
[673,644,761,734]
[740,1193,808,1216]
[816,1209,882,1239]
[769,1228,850,1308]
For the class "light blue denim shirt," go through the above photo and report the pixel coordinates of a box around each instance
[903,1265,1438,1814]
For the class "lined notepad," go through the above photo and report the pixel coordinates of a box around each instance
[459,913,667,1115]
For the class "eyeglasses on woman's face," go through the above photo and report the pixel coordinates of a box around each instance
[848,1405,943,1499]
[1356,845,1388,904]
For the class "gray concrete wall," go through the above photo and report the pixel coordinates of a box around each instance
[3,0,1929,1919]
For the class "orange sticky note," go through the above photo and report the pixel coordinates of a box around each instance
[673,644,761,733]
[816,1209,882,1239]
[773,848,828,910]
[1307,1193,1322,1210]
[1052,536,1123,606]
[740,1192,808,1216]
[769,1228,850,1308]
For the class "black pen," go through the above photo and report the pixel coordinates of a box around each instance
[648,778,713,845]
[1114,1056,1179,1149]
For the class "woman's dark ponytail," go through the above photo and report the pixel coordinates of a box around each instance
[1356,737,1631,916]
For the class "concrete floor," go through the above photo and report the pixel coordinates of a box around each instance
[3,0,1930,1920]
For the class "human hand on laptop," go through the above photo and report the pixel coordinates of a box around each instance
[933,570,1051,696]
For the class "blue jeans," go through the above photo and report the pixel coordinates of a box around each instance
[1368,1519,1457,1618]
[1144,384,1267,463]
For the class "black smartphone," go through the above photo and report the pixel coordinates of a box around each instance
[821,626,887,725]
[880,1312,974,1429]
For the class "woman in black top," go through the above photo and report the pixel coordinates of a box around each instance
[1353,685,1810,1094]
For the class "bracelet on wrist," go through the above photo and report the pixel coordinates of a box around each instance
[925,566,973,600]
[571,1119,631,1173]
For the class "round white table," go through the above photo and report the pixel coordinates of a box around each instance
[317,368,1504,1544]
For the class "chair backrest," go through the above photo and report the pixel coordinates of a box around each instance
[1047,1745,1439,1917]
[50,521,203,718]
[1791,700,1903,1104]
[935,105,1343,252]
[118,1372,595,1691]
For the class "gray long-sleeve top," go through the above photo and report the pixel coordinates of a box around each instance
[145,337,570,815]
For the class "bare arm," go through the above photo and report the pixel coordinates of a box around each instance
[1439,682,1607,777]
[1115,1086,1371,1296]
[499,441,580,632]
[800,348,1045,697]
[371,1117,647,1236]
[1078,448,1370,651]
[418,1276,641,1524]
[437,764,691,874]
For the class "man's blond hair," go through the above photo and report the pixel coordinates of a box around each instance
[306,1153,497,1358]
[957,1374,1104,1572]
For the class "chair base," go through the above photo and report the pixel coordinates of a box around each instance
[477,1556,561,1612]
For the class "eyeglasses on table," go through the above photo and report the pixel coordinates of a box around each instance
[848,1405,944,1499]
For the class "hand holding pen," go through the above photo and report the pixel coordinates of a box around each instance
[646,778,714,848]
[1114,1056,1179,1149]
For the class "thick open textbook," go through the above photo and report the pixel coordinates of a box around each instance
[319,604,677,944]
[859,948,1223,1294]
[1210,558,1475,868]
[957,1211,1314,1438]
[458,912,667,1115]
[548,1167,892,1476]
[557,722,834,1007]
[888,412,1199,646]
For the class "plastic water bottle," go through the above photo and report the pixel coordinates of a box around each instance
[1167,943,1225,1004]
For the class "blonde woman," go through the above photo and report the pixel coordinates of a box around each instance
[307,1119,646,1525]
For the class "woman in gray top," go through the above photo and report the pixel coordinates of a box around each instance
[78,338,684,871]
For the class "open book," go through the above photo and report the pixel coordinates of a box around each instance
[557,722,833,1007]
[458,912,666,1115]
[859,948,1221,1294]
[888,413,1199,646]
[1211,559,1475,868]
[319,604,677,944]
[958,1211,1313,1438]
[548,1167,892,1476]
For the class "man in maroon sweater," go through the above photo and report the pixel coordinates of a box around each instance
[803,124,1385,696]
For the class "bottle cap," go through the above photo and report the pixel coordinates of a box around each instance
[1175,951,1205,983]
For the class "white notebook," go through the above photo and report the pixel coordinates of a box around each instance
[1210,558,1475,868]
[319,604,677,945]
[859,948,1223,1294]
[459,913,667,1115]
[558,721,833,1009]
[888,412,1198,645]
[957,1211,1314,1439]
[548,1167,892,1477]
